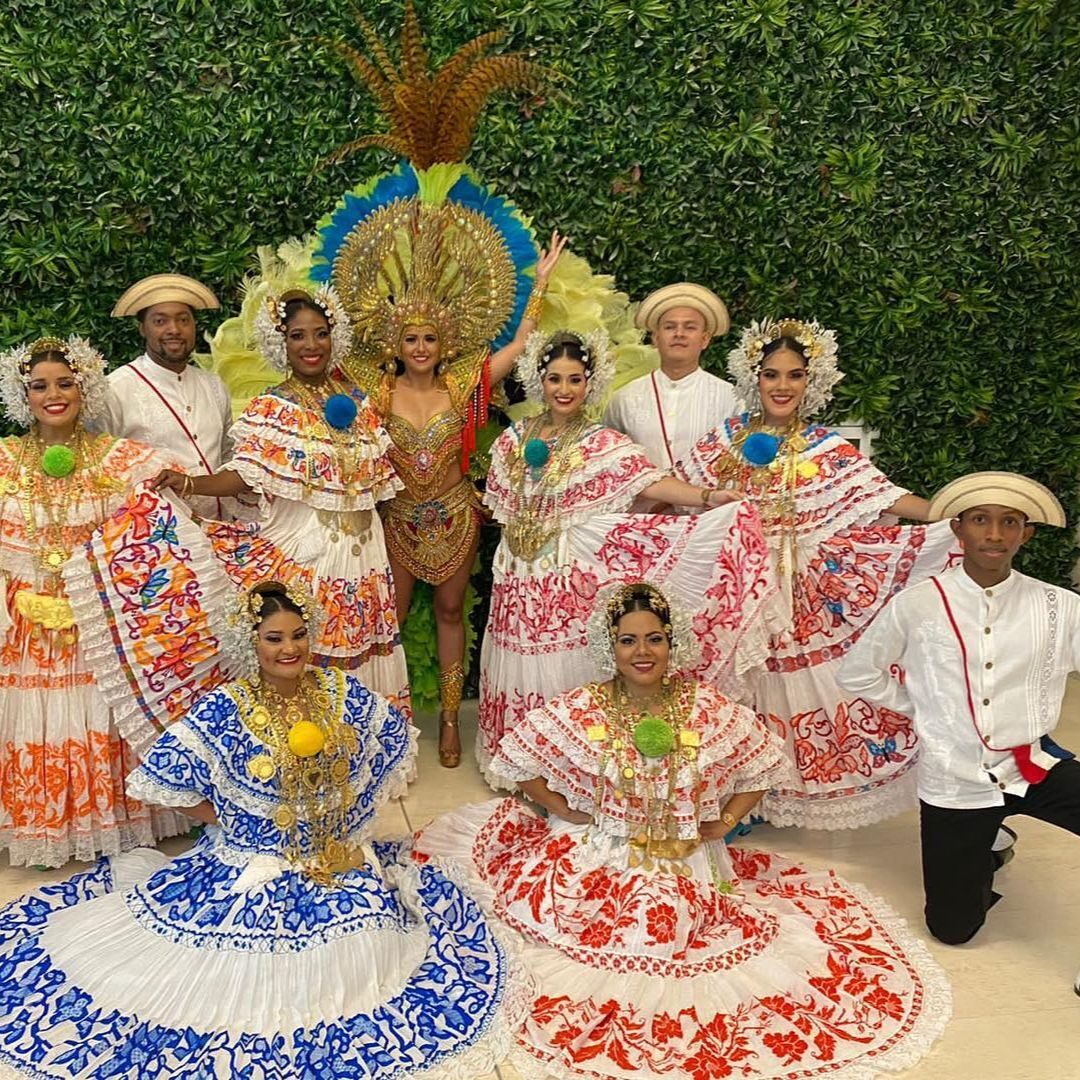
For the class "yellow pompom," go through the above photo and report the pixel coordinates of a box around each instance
[797,460,820,479]
[287,720,325,758]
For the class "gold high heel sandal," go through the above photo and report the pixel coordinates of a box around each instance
[438,662,464,769]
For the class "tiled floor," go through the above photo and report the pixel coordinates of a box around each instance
[3,679,1079,1079]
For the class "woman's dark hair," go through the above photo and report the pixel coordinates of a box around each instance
[539,331,595,376]
[283,297,330,328]
[606,582,672,634]
[761,336,808,364]
[28,349,71,373]
[252,586,305,626]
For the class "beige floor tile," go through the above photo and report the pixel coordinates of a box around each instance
[3,679,1078,1078]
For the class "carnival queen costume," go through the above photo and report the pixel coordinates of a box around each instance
[0,337,191,867]
[478,331,777,782]
[416,584,950,1080]
[679,319,959,829]
[202,286,410,709]
[0,583,527,1079]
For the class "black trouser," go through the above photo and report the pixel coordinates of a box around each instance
[919,758,1080,945]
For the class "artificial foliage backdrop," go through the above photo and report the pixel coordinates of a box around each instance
[2,0,1078,583]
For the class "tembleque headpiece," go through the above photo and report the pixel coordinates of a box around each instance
[0,335,108,428]
[727,317,842,417]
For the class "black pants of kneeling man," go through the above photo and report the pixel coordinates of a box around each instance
[920,758,1080,945]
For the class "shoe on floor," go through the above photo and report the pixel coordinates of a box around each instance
[991,824,1018,853]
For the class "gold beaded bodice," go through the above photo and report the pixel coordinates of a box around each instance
[384,409,464,501]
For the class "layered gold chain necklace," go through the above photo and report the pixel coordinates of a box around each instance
[707,414,818,575]
[282,375,372,552]
[282,374,362,488]
[235,668,362,885]
[504,410,589,561]
[5,429,115,576]
[586,676,702,875]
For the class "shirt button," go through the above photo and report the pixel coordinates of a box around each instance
[193,434,199,440]
[985,589,993,597]
[998,782,1006,790]
[984,627,991,634]
[982,698,990,706]
[985,662,993,669]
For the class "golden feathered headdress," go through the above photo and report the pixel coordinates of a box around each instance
[322,2,553,170]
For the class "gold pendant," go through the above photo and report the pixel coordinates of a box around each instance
[274,805,296,829]
[41,547,68,572]
[248,706,271,730]
[247,754,276,781]
[330,758,350,784]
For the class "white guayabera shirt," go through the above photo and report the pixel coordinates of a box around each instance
[837,565,1080,810]
[94,354,234,519]
[604,367,740,471]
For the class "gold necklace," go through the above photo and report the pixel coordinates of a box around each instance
[707,414,814,575]
[504,410,589,561]
[17,429,90,576]
[281,375,362,495]
[235,668,361,885]
[586,676,702,874]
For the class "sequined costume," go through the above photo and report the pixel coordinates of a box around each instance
[380,402,484,586]
[0,668,528,1078]
[415,680,951,1079]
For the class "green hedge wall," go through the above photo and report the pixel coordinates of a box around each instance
[3,0,1078,582]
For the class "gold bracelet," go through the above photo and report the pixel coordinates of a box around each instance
[700,488,711,506]
[182,474,194,499]
[523,284,546,323]
[720,810,738,829]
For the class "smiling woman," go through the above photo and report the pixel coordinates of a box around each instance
[0,336,192,867]
[153,287,410,711]
[0,580,528,1080]
[679,317,961,829]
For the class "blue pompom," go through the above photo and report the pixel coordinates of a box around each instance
[523,438,551,468]
[742,432,781,466]
[324,393,357,430]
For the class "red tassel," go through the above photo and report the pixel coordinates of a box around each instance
[1011,744,1049,785]
[460,353,492,474]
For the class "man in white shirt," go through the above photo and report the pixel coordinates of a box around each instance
[604,283,739,473]
[101,273,233,518]
[837,472,1080,948]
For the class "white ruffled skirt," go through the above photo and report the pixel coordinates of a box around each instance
[415,799,952,1080]
[0,834,528,1078]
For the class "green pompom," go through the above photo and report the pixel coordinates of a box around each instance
[41,444,76,478]
[633,714,675,758]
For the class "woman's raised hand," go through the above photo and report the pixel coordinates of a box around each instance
[535,229,569,284]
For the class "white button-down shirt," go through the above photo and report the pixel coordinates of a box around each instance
[94,354,233,518]
[604,367,739,470]
[837,565,1080,809]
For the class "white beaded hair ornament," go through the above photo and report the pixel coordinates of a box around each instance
[220,580,324,679]
[586,581,700,677]
[516,327,615,407]
[727,317,842,418]
[253,286,353,374]
[0,335,109,429]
